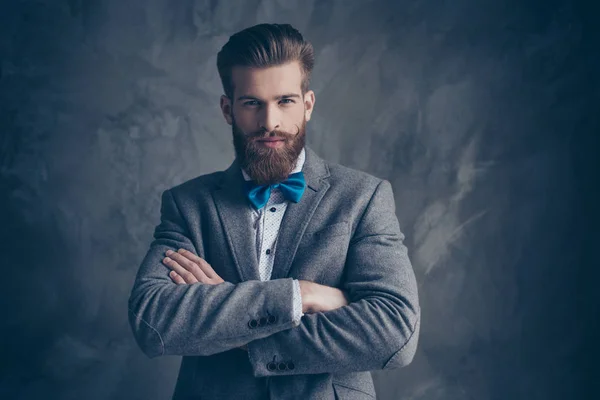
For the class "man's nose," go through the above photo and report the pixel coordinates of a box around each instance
[258,104,281,133]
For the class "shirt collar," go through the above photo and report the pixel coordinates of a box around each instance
[241,147,306,182]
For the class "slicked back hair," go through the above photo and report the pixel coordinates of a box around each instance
[217,23,315,101]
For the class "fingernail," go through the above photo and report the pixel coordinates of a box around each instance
[166,250,173,255]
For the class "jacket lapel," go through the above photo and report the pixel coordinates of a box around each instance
[212,146,331,283]
[212,157,261,282]
[271,146,330,280]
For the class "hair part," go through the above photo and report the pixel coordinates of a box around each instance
[217,23,315,101]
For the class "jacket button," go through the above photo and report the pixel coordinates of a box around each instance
[277,362,287,371]
[259,317,267,326]
[248,319,258,328]
[267,362,277,371]
[267,315,277,324]
[287,361,295,370]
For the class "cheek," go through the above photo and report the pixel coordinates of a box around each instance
[285,110,306,128]
[233,111,256,130]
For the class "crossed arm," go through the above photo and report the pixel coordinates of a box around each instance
[162,248,350,352]
[128,180,420,376]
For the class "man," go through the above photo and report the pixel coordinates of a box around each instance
[128,23,420,399]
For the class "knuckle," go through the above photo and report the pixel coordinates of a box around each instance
[190,263,202,273]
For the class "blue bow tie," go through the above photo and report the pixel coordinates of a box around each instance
[243,171,306,210]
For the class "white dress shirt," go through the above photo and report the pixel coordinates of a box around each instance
[241,147,306,326]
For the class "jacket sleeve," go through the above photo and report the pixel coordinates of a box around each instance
[128,189,298,358]
[246,179,420,377]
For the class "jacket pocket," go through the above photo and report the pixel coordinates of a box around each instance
[332,382,376,399]
[303,221,350,239]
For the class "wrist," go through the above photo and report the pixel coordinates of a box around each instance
[298,280,315,313]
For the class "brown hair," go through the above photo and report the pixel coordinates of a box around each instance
[216,23,315,101]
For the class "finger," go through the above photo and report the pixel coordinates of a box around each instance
[163,257,199,284]
[165,252,209,283]
[169,271,186,285]
[176,249,220,280]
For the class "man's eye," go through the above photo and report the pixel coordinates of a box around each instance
[243,101,258,106]
[280,99,295,104]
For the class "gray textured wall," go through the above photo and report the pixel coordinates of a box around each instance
[1,0,598,399]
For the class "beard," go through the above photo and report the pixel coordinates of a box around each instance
[231,114,306,186]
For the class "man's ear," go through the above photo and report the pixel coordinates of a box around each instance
[220,95,233,125]
[303,90,315,121]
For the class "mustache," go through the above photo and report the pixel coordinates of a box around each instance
[246,126,300,141]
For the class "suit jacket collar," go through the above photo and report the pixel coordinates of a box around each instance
[212,146,331,282]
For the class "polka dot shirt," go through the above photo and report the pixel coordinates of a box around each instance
[241,147,306,326]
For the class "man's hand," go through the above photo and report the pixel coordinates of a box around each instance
[162,249,225,285]
[298,280,350,313]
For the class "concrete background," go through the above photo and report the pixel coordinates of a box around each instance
[1,0,598,399]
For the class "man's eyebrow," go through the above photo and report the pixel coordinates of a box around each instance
[236,93,302,101]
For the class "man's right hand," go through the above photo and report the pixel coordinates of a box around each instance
[298,280,350,313]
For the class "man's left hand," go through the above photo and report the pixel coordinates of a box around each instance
[162,248,225,285]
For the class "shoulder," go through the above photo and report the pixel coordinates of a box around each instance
[164,170,224,198]
[325,159,387,197]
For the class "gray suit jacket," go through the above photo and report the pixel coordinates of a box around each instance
[128,146,420,399]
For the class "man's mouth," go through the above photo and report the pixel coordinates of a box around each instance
[255,137,286,148]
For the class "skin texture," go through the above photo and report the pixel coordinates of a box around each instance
[162,61,349,350]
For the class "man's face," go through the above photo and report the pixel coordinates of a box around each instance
[220,61,315,185]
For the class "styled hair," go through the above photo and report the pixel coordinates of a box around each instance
[216,23,315,101]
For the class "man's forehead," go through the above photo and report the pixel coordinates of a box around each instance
[231,62,303,99]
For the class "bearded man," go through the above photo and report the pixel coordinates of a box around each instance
[128,23,420,400]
